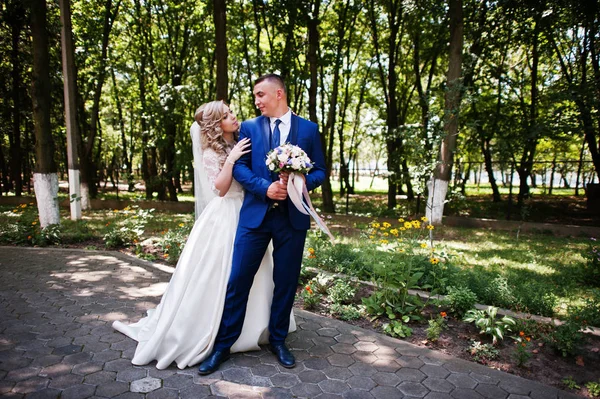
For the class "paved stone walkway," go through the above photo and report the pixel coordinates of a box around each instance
[0,246,580,399]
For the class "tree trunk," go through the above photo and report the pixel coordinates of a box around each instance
[213,0,228,100]
[59,0,82,220]
[9,1,25,197]
[426,0,463,224]
[29,0,60,227]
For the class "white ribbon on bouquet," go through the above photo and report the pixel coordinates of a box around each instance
[286,172,335,243]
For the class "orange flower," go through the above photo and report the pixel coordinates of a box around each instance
[526,337,531,342]
[519,331,525,337]
[305,285,313,295]
[27,235,32,240]
[440,311,447,318]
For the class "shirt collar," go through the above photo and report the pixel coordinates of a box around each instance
[270,108,292,126]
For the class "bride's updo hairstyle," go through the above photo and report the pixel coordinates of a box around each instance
[194,100,239,164]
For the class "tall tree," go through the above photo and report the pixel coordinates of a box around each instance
[29,0,60,227]
[213,0,228,100]
[426,0,464,224]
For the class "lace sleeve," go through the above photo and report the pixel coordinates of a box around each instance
[202,148,222,196]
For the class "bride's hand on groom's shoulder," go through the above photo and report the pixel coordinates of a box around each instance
[227,138,251,164]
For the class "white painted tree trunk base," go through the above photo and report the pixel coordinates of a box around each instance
[33,173,60,228]
[68,169,82,220]
[426,178,449,225]
[80,182,90,210]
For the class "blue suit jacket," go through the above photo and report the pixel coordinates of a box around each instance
[233,114,326,230]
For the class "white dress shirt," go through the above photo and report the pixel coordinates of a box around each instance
[269,108,292,146]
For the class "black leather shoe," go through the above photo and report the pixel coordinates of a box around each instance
[268,343,295,368]
[198,349,230,375]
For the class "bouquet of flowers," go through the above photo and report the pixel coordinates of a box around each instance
[265,143,313,174]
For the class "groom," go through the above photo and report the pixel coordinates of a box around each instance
[198,74,326,374]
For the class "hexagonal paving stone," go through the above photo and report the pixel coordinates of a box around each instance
[334,334,358,344]
[6,367,41,382]
[23,387,63,399]
[84,370,117,385]
[48,373,84,389]
[131,376,162,393]
[317,328,340,337]
[117,367,147,383]
[371,372,401,387]
[475,383,509,399]
[420,364,450,379]
[95,381,130,397]
[308,345,334,357]
[371,359,400,373]
[423,377,454,393]
[331,343,357,355]
[319,379,350,395]
[270,372,301,388]
[251,364,279,377]
[451,388,485,399]
[398,381,429,398]
[323,366,353,381]
[346,376,376,391]
[348,363,377,377]
[12,376,50,394]
[291,382,323,398]
[447,373,478,389]
[353,342,378,353]
[52,345,83,356]
[60,383,97,399]
[30,355,64,368]
[303,357,330,371]
[395,367,426,382]
[92,349,121,363]
[62,352,93,366]
[179,384,212,399]
[146,387,179,399]
[71,361,103,376]
[372,347,397,360]
[298,370,327,383]
[342,390,375,399]
[371,386,404,399]
[397,356,425,369]
[327,353,355,367]
[222,367,256,385]
[104,358,135,372]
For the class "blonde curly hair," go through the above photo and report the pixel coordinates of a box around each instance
[194,100,238,164]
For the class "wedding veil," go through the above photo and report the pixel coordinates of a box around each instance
[190,121,217,220]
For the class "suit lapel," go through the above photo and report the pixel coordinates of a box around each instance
[259,116,271,156]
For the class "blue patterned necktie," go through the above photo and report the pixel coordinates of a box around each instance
[271,119,281,150]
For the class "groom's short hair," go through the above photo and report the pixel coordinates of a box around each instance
[255,73,287,95]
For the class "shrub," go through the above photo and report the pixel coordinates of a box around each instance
[585,381,600,397]
[330,304,362,320]
[327,279,356,304]
[544,321,584,357]
[444,286,478,317]
[468,340,499,363]
[463,306,516,345]
[511,332,532,367]
[426,313,447,342]
[382,319,412,338]
[103,206,153,249]
[301,284,321,310]
[159,223,192,263]
[583,237,600,287]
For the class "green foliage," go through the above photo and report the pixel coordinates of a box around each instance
[32,224,62,246]
[543,321,584,357]
[511,334,532,367]
[444,286,478,317]
[301,284,321,310]
[0,203,39,245]
[468,341,499,363]
[330,304,362,321]
[583,238,600,287]
[327,279,356,305]
[463,306,516,345]
[103,206,153,249]
[158,223,192,263]
[426,315,447,342]
[382,319,413,338]
[585,381,600,397]
[562,376,580,390]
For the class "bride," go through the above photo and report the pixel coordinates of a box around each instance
[112,100,296,369]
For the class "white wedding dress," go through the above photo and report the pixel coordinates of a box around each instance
[112,125,295,369]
